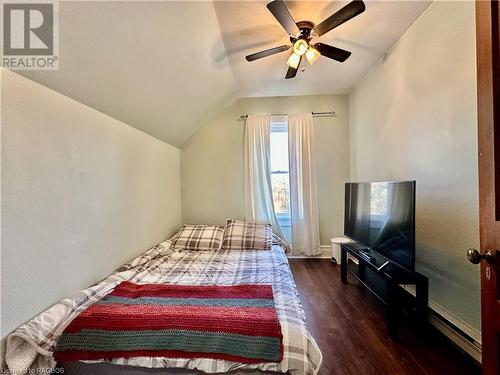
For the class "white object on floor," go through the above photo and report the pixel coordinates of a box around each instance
[330,237,352,263]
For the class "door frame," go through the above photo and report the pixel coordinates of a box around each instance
[476,1,499,374]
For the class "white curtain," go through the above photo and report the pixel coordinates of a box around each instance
[288,113,321,256]
[244,114,287,241]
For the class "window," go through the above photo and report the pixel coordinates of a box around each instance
[270,116,291,241]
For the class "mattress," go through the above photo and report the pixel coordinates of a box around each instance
[5,240,322,375]
[61,361,286,375]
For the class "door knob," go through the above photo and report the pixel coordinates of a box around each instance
[467,248,494,264]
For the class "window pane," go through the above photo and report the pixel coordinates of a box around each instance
[271,173,291,241]
[270,119,291,242]
[271,173,290,213]
[270,131,289,172]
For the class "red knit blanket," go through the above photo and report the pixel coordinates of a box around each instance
[54,282,283,364]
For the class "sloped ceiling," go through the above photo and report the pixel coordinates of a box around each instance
[214,0,431,97]
[16,1,431,146]
[18,1,237,147]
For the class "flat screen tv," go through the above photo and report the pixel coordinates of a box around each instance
[344,180,416,270]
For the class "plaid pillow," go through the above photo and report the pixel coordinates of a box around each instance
[171,225,224,251]
[222,220,273,250]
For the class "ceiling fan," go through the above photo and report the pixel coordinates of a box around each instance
[245,0,366,79]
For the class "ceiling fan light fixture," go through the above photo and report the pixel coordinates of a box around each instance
[287,52,301,69]
[249,0,365,79]
[306,47,321,65]
[293,39,308,56]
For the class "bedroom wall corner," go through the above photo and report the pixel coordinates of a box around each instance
[0,69,182,337]
[180,94,350,246]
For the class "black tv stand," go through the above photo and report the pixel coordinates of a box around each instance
[340,243,428,337]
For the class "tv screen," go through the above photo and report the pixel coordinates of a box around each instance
[344,181,416,270]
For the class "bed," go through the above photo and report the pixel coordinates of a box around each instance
[5,237,322,375]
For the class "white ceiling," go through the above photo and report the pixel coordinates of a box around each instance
[16,1,431,146]
[214,0,431,97]
[18,1,237,147]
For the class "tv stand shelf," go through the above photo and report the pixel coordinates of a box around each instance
[340,243,428,337]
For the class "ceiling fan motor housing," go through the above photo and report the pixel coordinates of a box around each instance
[290,21,316,44]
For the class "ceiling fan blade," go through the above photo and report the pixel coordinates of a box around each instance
[267,0,299,35]
[314,43,351,62]
[285,55,302,79]
[246,45,291,62]
[314,0,366,37]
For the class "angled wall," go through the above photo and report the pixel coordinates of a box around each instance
[1,70,182,336]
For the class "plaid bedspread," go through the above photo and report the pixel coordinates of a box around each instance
[5,239,322,374]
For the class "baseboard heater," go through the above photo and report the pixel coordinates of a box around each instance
[400,284,482,364]
[429,309,481,364]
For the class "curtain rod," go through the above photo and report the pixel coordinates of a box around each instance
[237,111,336,121]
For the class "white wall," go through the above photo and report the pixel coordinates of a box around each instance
[181,95,350,245]
[349,2,480,331]
[1,70,182,336]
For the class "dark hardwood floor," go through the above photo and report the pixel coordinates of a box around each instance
[289,259,480,375]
